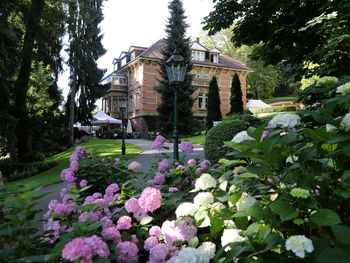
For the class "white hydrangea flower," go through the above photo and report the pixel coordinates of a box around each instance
[340,112,350,132]
[231,131,254,143]
[268,113,301,129]
[285,235,314,258]
[198,215,211,228]
[194,192,214,208]
[174,247,209,263]
[326,124,337,132]
[223,220,236,229]
[221,229,246,251]
[194,173,217,191]
[175,202,197,218]
[211,202,226,211]
[236,192,256,211]
[336,82,350,96]
[198,242,216,259]
[286,155,298,164]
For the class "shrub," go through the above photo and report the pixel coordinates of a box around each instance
[21,151,45,162]
[247,105,296,114]
[204,114,262,163]
[0,160,57,182]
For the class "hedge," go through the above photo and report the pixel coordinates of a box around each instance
[247,106,296,114]
[0,160,58,182]
[204,115,262,163]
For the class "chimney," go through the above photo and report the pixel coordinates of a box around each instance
[196,37,200,43]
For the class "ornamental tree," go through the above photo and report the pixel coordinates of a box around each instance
[155,0,195,136]
[229,73,243,114]
[206,76,222,130]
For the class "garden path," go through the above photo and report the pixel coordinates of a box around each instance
[37,139,204,211]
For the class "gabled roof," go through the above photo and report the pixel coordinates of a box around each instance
[128,45,148,53]
[191,42,208,51]
[209,48,221,53]
[139,39,251,71]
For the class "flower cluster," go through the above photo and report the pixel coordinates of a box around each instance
[179,141,194,153]
[152,134,166,150]
[231,131,254,143]
[268,113,301,129]
[285,235,314,258]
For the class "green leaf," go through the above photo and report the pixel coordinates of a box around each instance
[331,225,350,245]
[140,216,153,225]
[342,170,350,182]
[239,172,258,179]
[316,248,350,263]
[269,200,298,222]
[310,209,341,226]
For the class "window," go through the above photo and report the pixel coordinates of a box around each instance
[198,93,208,110]
[121,57,127,66]
[130,51,136,61]
[211,54,219,63]
[192,51,205,61]
[135,94,140,111]
[229,76,234,86]
[129,95,133,112]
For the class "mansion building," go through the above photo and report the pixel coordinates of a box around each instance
[101,39,251,135]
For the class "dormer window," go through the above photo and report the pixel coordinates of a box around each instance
[211,54,219,63]
[192,51,205,61]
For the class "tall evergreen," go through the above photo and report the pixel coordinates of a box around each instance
[66,0,106,145]
[206,76,222,130]
[156,0,195,136]
[229,73,243,114]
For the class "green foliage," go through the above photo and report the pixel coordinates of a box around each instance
[229,74,243,114]
[156,0,195,136]
[204,114,262,163]
[206,76,222,129]
[248,106,296,115]
[203,0,350,77]
[0,185,49,261]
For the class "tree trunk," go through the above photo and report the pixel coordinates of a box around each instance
[14,0,45,160]
[68,74,77,146]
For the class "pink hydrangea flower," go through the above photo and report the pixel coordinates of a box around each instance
[101,216,114,228]
[176,164,185,170]
[149,226,162,237]
[70,160,79,172]
[79,211,102,223]
[133,207,148,222]
[177,217,197,241]
[158,159,170,173]
[102,226,121,243]
[117,216,132,230]
[62,235,109,263]
[117,241,139,263]
[200,160,211,170]
[149,243,169,263]
[48,200,75,217]
[144,236,159,251]
[125,197,140,213]
[138,187,162,212]
[179,141,194,153]
[105,183,119,196]
[60,168,76,185]
[152,135,166,150]
[187,159,197,165]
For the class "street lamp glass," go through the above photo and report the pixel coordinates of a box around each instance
[165,52,187,84]
[118,96,127,110]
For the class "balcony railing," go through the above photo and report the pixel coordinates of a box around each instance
[101,74,128,86]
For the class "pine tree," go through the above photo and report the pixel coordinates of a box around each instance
[66,0,106,145]
[206,76,222,130]
[229,73,243,114]
[156,0,195,136]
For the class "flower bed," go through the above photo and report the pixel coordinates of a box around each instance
[1,77,350,262]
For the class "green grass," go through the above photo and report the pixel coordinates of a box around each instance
[255,111,297,118]
[182,131,206,145]
[264,96,297,103]
[6,139,141,189]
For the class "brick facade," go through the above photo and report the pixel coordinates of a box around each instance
[101,40,252,135]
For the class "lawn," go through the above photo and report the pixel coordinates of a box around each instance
[6,139,141,189]
[182,131,206,145]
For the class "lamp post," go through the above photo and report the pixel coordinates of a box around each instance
[165,50,188,161]
[119,96,127,155]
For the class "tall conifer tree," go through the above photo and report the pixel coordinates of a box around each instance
[206,76,221,129]
[66,0,106,145]
[156,0,195,136]
[229,73,243,114]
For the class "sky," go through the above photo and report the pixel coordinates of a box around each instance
[58,0,214,99]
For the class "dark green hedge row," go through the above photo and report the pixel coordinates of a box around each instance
[204,114,263,163]
[0,160,57,182]
[247,106,296,114]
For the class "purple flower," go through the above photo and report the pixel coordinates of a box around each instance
[117,241,139,263]
[102,226,121,243]
[187,159,197,165]
[177,217,197,241]
[176,164,185,170]
[133,207,148,222]
[260,130,269,141]
[144,236,159,251]
[116,216,132,230]
[200,160,211,170]
[70,160,79,172]
[152,135,166,150]
[152,174,166,185]
[62,235,109,262]
[60,168,76,185]
[158,159,170,173]
[79,211,102,223]
[105,183,119,196]
[79,179,88,188]
[114,158,121,167]
[48,200,75,217]
[149,243,169,263]
[179,141,194,153]
[138,187,162,213]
